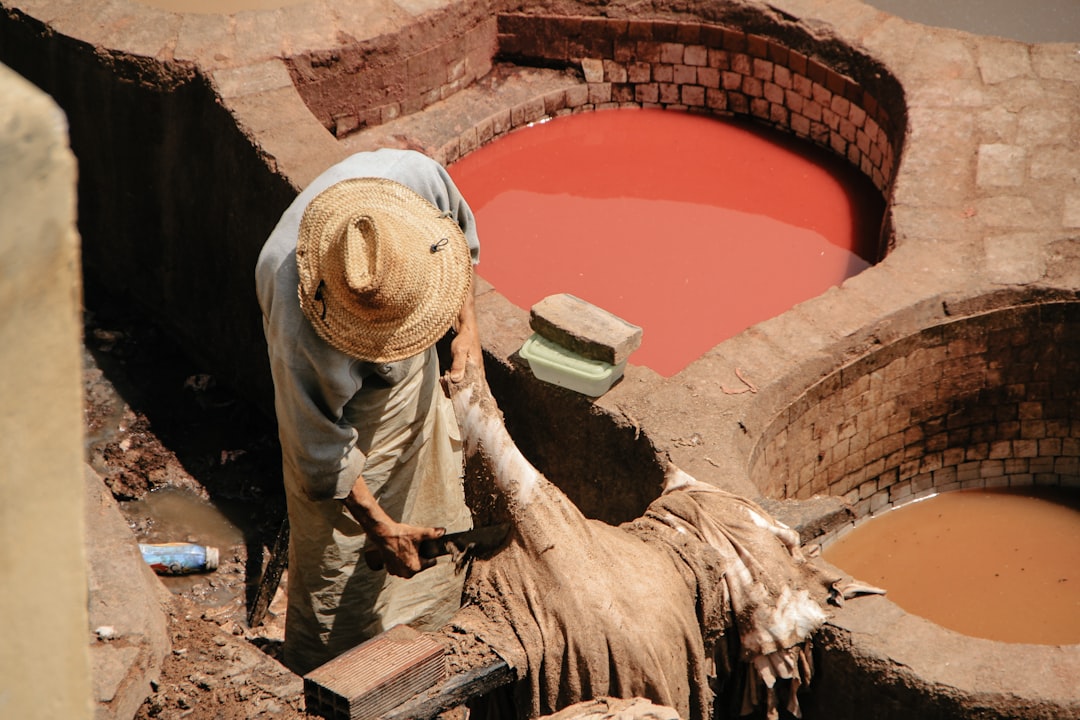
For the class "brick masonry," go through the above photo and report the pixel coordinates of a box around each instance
[293,13,901,194]
[287,17,498,138]
[494,13,899,193]
[750,302,1080,547]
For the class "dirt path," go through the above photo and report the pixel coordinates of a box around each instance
[83,282,313,719]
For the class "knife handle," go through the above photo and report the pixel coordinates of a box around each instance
[363,537,445,572]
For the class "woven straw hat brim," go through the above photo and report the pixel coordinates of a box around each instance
[296,177,471,363]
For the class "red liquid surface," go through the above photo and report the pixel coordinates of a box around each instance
[449,109,884,377]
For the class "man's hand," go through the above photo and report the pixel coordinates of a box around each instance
[449,269,483,382]
[366,520,446,578]
[343,474,444,578]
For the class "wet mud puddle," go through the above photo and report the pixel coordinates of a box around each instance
[122,486,245,602]
[823,486,1080,644]
[450,108,883,377]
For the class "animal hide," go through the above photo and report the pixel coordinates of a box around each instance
[444,366,837,720]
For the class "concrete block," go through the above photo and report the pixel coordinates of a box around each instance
[529,294,642,365]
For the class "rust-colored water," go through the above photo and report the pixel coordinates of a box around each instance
[823,486,1080,644]
[449,108,883,377]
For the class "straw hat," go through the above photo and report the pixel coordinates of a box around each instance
[296,177,472,363]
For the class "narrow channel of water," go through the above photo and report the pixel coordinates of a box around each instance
[864,0,1080,44]
[823,486,1080,644]
[450,108,883,377]
[132,0,306,14]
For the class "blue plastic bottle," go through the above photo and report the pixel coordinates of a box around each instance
[138,542,220,575]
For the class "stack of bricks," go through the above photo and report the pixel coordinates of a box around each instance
[749,303,1080,531]
[496,13,901,193]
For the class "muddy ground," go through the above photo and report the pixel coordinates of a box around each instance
[83,279,315,720]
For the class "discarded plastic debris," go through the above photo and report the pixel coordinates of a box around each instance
[139,542,219,575]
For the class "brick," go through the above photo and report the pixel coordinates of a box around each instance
[684,44,708,66]
[706,88,727,111]
[727,92,749,114]
[613,39,636,63]
[564,84,590,108]
[635,83,660,104]
[722,27,747,53]
[825,69,846,95]
[698,66,720,88]
[581,58,605,83]
[731,53,751,75]
[840,118,857,143]
[682,84,705,106]
[785,89,805,114]
[753,58,774,82]
[746,33,769,58]
[635,40,662,64]
[675,22,701,44]
[708,48,730,70]
[660,42,684,64]
[767,41,789,66]
[611,83,635,103]
[773,102,790,125]
[788,50,808,75]
[848,103,867,128]
[627,19,653,40]
[673,64,697,84]
[722,71,743,90]
[812,82,831,106]
[742,75,763,98]
[304,625,444,720]
[529,294,642,365]
[764,81,784,105]
[587,82,612,105]
[789,73,813,98]
[603,59,628,83]
[790,113,810,137]
[774,65,792,89]
[701,25,725,47]
[627,61,652,83]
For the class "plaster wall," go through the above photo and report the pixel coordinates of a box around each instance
[0,62,92,720]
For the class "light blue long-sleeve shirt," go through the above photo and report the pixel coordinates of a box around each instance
[255,149,480,501]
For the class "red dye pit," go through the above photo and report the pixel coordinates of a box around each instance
[450,109,884,377]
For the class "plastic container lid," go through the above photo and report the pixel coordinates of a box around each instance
[519,333,626,397]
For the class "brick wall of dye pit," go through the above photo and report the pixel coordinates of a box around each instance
[494,13,904,194]
[286,14,497,138]
[748,303,1080,534]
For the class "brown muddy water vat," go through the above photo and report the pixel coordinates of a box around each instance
[3,0,1079,717]
[751,302,1080,718]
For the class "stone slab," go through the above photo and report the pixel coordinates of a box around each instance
[529,293,643,366]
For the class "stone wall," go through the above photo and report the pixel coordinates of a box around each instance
[750,302,1080,543]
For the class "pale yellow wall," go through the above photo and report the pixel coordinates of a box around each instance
[0,63,91,719]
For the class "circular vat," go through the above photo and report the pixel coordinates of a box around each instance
[749,301,1080,718]
[450,108,884,378]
